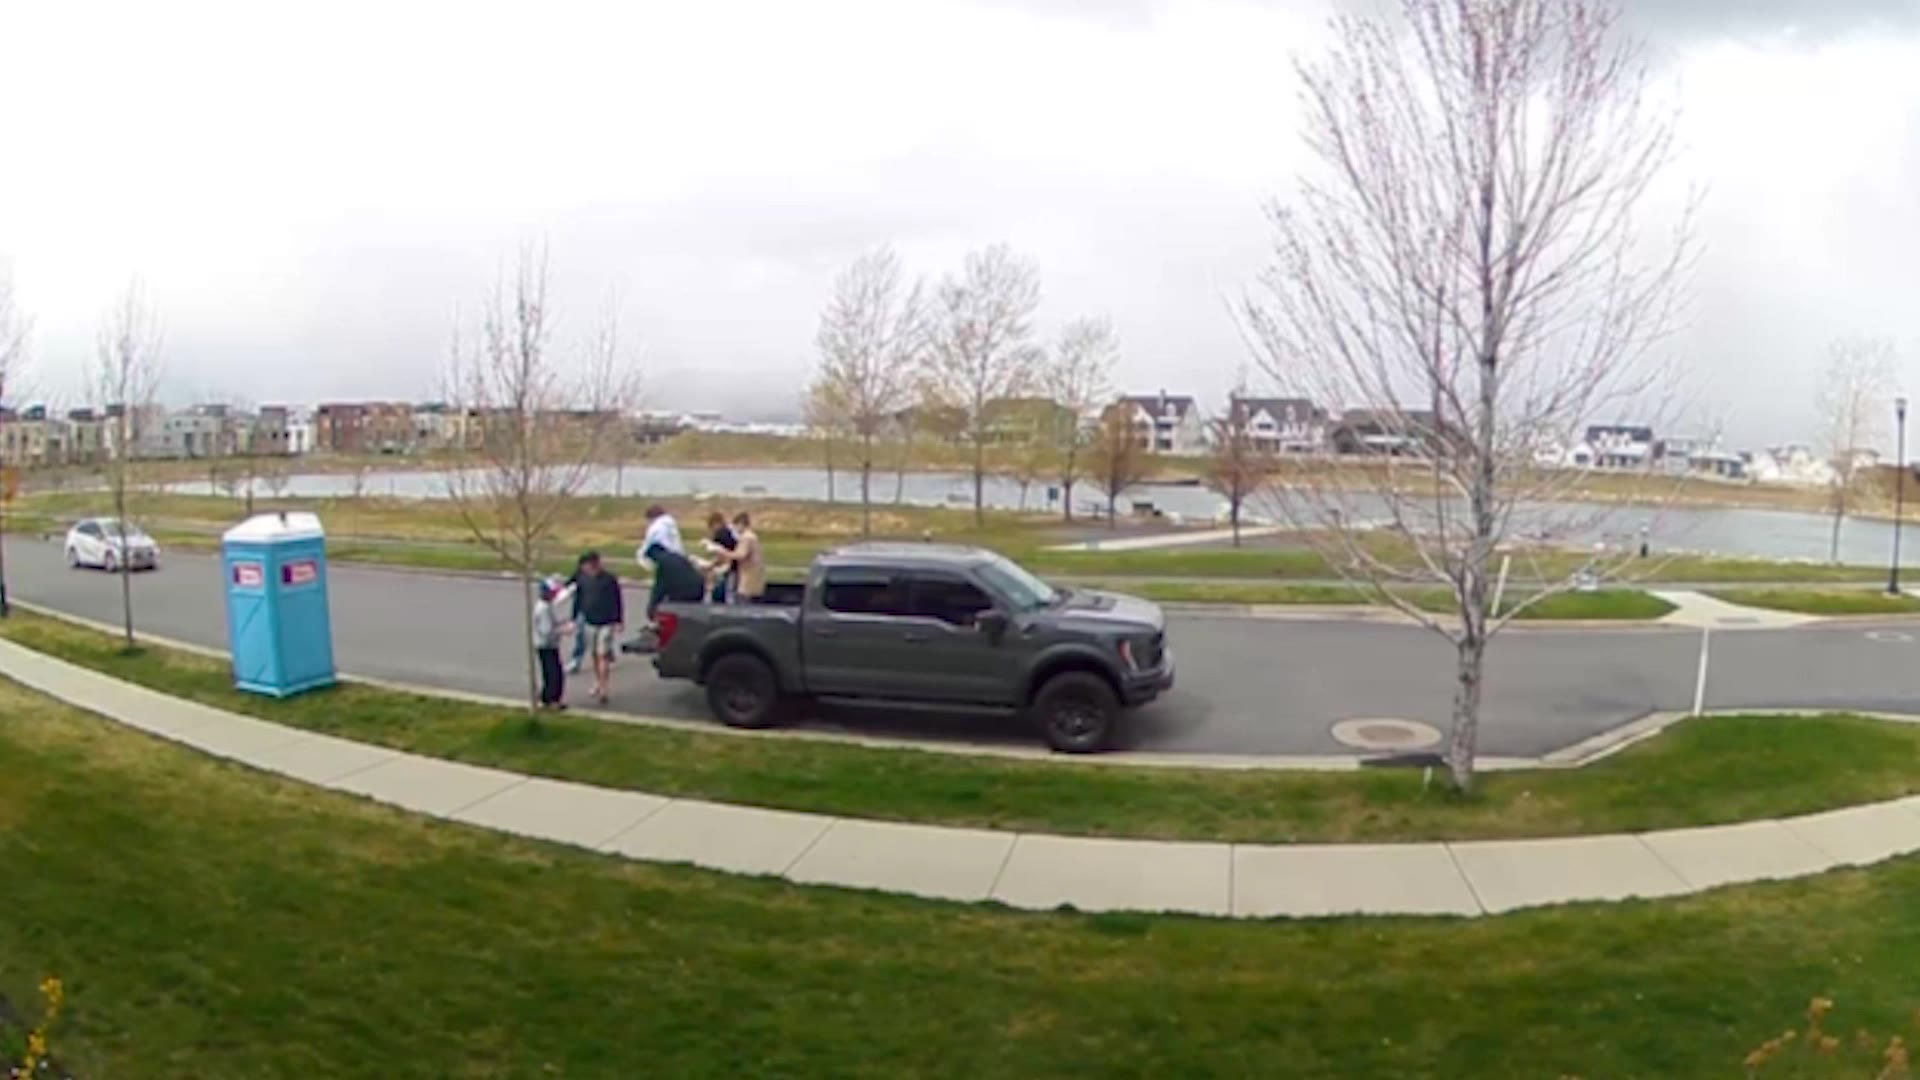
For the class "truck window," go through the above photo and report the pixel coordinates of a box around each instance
[906,576,994,627]
[822,569,909,616]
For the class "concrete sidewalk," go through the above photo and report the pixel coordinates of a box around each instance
[5,636,1918,919]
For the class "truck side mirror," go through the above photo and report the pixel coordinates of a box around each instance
[977,610,1009,642]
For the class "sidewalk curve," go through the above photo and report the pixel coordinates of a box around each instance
[4,637,1917,920]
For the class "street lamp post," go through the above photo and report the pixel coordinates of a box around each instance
[1891,396,1909,596]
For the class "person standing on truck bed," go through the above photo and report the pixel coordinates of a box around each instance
[641,504,683,560]
[730,511,765,602]
[574,551,625,705]
[702,511,739,603]
[644,540,707,621]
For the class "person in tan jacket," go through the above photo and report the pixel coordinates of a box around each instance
[729,511,766,602]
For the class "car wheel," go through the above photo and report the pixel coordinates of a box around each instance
[705,653,781,730]
[103,550,119,573]
[66,546,81,569]
[1032,671,1119,753]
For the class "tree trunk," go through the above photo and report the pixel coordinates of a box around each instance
[860,432,873,536]
[1447,630,1485,791]
[519,558,541,720]
[973,439,985,526]
[1107,490,1117,529]
[1829,496,1844,564]
[894,424,911,504]
[115,503,135,650]
[0,487,11,619]
[824,436,836,503]
[1230,496,1241,547]
[1062,474,1074,522]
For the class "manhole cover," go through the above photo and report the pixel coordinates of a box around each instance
[1330,718,1443,751]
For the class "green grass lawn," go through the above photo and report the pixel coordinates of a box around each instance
[1713,587,1920,616]
[6,676,1920,1078]
[7,610,1920,845]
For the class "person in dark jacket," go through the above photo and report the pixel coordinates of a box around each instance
[702,511,739,602]
[573,551,624,705]
[645,541,707,621]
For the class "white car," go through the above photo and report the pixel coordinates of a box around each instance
[64,518,161,572]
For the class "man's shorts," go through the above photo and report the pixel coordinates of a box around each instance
[585,624,619,659]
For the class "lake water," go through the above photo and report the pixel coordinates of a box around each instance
[168,463,1915,568]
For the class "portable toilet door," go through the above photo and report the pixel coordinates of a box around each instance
[221,511,336,697]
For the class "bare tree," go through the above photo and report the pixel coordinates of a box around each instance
[1044,317,1118,522]
[1088,406,1150,527]
[261,456,292,502]
[924,244,1044,525]
[1205,380,1272,547]
[1817,337,1898,563]
[812,247,930,535]
[1244,0,1693,790]
[998,399,1061,511]
[442,248,638,714]
[0,263,30,618]
[802,381,847,504]
[93,282,164,649]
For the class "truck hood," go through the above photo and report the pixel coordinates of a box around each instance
[1052,588,1165,632]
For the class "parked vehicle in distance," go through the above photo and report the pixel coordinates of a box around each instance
[651,543,1173,752]
[64,518,162,572]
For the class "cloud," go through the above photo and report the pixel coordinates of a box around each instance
[1626,0,1920,43]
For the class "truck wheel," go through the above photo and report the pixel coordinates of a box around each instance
[706,653,781,730]
[1032,671,1118,753]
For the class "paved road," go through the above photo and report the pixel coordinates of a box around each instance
[12,539,1919,757]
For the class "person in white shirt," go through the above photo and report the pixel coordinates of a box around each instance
[640,504,683,564]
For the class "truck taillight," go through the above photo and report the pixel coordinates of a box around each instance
[655,612,679,649]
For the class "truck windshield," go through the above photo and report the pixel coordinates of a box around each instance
[975,554,1058,613]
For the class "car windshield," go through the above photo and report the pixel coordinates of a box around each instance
[974,554,1058,614]
[97,521,150,543]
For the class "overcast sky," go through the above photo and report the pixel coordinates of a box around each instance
[2,0,1916,447]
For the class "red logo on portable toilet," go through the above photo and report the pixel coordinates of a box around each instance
[232,562,264,588]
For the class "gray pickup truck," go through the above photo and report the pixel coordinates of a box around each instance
[651,543,1173,752]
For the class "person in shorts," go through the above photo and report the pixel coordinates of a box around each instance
[573,551,624,705]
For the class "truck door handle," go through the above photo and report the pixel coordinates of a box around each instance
[902,631,929,644]
[812,626,839,638]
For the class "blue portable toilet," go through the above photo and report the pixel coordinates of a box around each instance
[221,511,336,697]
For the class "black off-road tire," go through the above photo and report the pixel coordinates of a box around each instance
[705,653,782,730]
[1032,671,1119,753]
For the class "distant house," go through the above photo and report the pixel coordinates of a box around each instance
[1656,434,1708,474]
[250,405,292,457]
[1331,408,1446,456]
[1112,391,1207,454]
[1228,396,1327,454]
[634,411,689,446]
[1749,444,1834,488]
[1584,424,1656,470]
[1691,450,1747,481]
[315,402,415,455]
